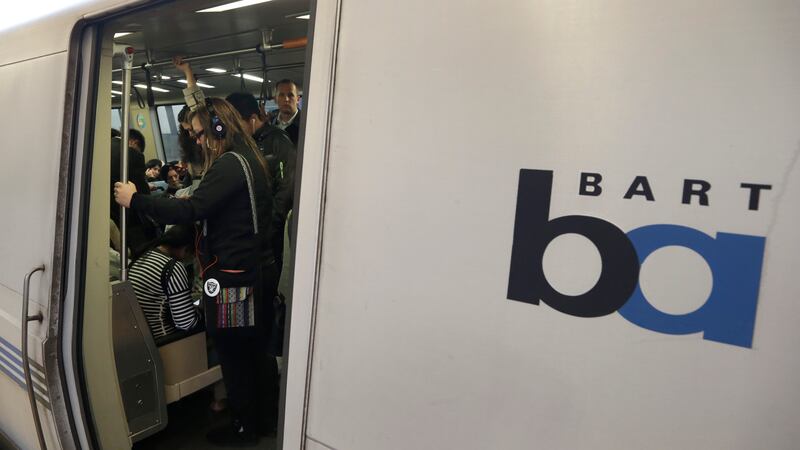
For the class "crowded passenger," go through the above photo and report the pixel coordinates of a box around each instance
[128,224,201,340]
[174,160,191,186]
[160,162,183,195]
[114,96,279,445]
[226,92,296,277]
[128,128,146,153]
[175,105,206,198]
[270,79,301,146]
[146,159,163,181]
[172,58,290,434]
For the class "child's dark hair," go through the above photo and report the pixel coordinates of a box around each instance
[157,224,195,249]
[131,224,196,261]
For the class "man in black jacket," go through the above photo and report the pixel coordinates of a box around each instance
[269,79,301,146]
[226,92,297,275]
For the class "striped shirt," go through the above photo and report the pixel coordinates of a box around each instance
[129,249,201,339]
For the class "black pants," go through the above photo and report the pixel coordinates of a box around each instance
[207,261,280,433]
[213,329,279,432]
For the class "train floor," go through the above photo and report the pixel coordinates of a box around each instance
[132,388,277,450]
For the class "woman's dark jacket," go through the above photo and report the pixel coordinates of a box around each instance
[130,140,273,289]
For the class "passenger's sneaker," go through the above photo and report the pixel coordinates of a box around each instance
[206,421,259,447]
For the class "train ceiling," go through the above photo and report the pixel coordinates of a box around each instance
[108,0,310,105]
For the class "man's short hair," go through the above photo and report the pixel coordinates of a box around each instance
[225,92,260,120]
[129,128,146,152]
[275,79,298,91]
[146,159,162,170]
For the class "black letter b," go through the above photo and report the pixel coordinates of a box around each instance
[507,170,640,317]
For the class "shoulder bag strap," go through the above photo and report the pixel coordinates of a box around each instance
[224,151,259,235]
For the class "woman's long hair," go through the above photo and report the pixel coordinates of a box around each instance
[190,98,269,177]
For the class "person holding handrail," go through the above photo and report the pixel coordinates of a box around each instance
[114,97,278,446]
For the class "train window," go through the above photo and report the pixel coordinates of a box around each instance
[111,108,122,131]
[155,104,184,162]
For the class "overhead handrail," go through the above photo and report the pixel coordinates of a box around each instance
[111,37,308,73]
[180,62,305,80]
[120,47,134,281]
[22,264,45,450]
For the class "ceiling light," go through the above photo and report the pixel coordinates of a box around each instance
[111,94,117,98]
[112,80,123,85]
[233,73,264,83]
[111,90,123,95]
[296,14,310,19]
[197,0,273,13]
[134,84,169,93]
[206,67,227,73]
[177,79,215,89]
[114,32,132,38]
[160,75,171,80]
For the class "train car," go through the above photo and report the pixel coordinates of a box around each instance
[1,0,799,449]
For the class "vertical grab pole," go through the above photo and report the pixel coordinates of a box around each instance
[120,47,134,281]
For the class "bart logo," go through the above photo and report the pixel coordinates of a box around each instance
[507,169,767,348]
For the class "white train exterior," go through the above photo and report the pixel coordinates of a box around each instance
[1,0,799,449]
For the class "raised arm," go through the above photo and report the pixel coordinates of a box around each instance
[173,56,206,111]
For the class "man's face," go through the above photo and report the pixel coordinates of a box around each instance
[276,82,298,115]
[175,161,188,176]
[128,138,141,152]
[166,169,181,189]
[146,166,160,179]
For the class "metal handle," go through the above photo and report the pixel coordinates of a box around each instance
[22,264,46,450]
[120,47,134,281]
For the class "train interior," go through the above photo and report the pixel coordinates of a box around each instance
[82,0,310,448]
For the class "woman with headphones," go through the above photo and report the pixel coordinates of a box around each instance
[114,97,278,446]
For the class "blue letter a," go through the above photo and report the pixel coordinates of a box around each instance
[618,225,765,348]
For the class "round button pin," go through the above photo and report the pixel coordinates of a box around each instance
[204,278,221,297]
